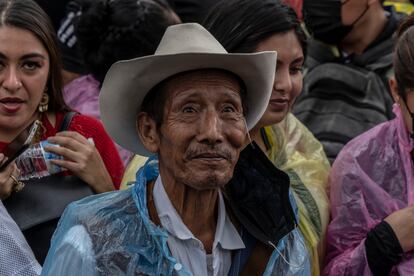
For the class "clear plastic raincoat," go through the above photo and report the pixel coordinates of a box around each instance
[323,104,414,276]
[262,113,330,276]
[120,113,328,275]
[42,156,311,276]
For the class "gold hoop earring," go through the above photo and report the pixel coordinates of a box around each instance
[38,93,49,113]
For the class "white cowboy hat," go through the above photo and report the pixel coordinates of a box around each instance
[100,23,277,156]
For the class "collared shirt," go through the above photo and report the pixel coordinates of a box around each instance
[153,176,245,276]
[42,155,310,275]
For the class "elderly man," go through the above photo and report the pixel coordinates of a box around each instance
[41,23,309,275]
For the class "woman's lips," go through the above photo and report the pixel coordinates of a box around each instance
[0,98,24,113]
[269,99,288,110]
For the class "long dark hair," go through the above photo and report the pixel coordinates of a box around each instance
[76,0,178,83]
[394,14,414,99]
[204,0,306,55]
[0,0,68,112]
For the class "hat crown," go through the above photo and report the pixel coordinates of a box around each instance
[100,22,276,156]
[155,23,228,55]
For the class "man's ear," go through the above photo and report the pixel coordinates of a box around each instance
[136,112,159,153]
[389,77,401,104]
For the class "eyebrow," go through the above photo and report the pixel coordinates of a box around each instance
[276,56,304,67]
[292,56,304,64]
[21,53,47,60]
[174,88,242,102]
[0,52,47,60]
[222,89,243,101]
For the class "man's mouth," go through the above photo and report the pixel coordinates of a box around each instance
[186,149,233,162]
[192,152,228,160]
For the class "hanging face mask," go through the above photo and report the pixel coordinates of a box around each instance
[303,0,369,45]
[224,141,297,247]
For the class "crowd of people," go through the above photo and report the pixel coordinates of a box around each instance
[0,0,414,275]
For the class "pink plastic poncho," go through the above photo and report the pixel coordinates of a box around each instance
[323,104,414,276]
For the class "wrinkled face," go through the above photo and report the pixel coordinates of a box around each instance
[0,26,49,135]
[154,70,246,190]
[254,30,304,127]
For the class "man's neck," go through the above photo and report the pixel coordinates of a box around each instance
[160,173,219,253]
[248,127,267,153]
[340,7,388,55]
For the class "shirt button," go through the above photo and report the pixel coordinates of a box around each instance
[174,263,182,271]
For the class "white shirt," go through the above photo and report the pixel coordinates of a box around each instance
[153,176,245,276]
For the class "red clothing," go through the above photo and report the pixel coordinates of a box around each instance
[282,0,302,20]
[0,112,124,189]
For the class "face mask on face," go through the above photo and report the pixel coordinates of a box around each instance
[303,0,369,45]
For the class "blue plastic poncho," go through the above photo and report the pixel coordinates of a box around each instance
[42,156,310,275]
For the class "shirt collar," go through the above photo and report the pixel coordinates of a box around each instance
[153,176,245,250]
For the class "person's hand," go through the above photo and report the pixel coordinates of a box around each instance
[0,154,21,200]
[384,205,414,253]
[45,131,114,193]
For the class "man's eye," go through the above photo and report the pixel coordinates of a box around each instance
[182,106,196,113]
[223,105,236,113]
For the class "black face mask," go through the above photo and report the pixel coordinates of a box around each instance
[224,142,296,247]
[303,0,368,45]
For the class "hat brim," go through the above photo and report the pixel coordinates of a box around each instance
[100,51,276,156]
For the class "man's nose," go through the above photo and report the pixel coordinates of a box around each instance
[2,67,22,92]
[197,110,224,145]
